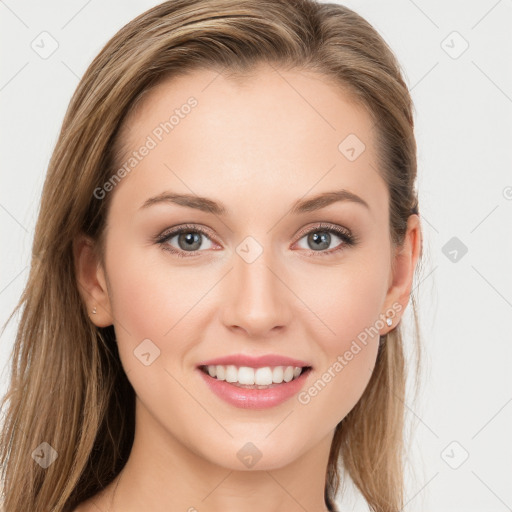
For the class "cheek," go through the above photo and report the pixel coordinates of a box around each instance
[105,240,206,343]
[289,255,387,425]
[103,244,213,435]
[295,274,384,433]
[295,341,380,444]
[293,256,388,352]
[103,236,222,398]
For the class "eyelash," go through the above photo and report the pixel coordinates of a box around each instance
[154,222,358,259]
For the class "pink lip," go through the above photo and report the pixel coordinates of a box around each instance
[197,366,312,410]
[196,354,312,368]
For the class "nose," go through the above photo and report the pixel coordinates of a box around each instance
[220,245,293,338]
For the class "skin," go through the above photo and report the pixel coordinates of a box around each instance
[73,63,422,512]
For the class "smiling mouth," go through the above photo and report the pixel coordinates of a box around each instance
[198,364,312,389]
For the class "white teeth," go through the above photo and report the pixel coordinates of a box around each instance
[254,367,273,385]
[216,365,225,381]
[225,365,238,383]
[272,366,284,383]
[238,367,255,385]
[203,365,306,385]
[283,366,294,382]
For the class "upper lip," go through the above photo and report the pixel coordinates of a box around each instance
[197,354,312,368]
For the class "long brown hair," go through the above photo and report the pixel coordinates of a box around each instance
[0,1,424,510]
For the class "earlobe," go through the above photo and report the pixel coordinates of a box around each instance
[381,214,422,334]
[73,233,114,328]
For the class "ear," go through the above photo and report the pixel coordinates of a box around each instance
[73,233,114,327]
[381,214,422,334]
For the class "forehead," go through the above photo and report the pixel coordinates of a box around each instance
[109,64,387,219]
[120,64,374,152]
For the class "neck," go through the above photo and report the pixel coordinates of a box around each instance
[108,398,335,512]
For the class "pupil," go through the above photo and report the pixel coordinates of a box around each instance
[179,232,201,251]
[309,232,330,250]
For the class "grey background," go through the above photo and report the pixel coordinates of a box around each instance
[1,0,511,510]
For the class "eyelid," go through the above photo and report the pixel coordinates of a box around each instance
[154,223,221,257]
[157,223,217,241]
[155,221,356,257]
[293,222,352,244]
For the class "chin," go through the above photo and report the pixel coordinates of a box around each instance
[195,435,307,472]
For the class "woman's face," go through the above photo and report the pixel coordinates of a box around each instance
[81,64,418,471]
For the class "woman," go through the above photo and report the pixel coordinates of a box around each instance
[0,1,423,511]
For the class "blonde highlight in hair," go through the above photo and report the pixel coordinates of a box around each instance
[0,1,423,510]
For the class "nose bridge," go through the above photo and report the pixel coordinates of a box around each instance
[221,234,291,335]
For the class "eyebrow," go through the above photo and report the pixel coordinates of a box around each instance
[139,189,370,215]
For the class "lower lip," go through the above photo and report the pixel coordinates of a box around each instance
[197,368,311,410]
